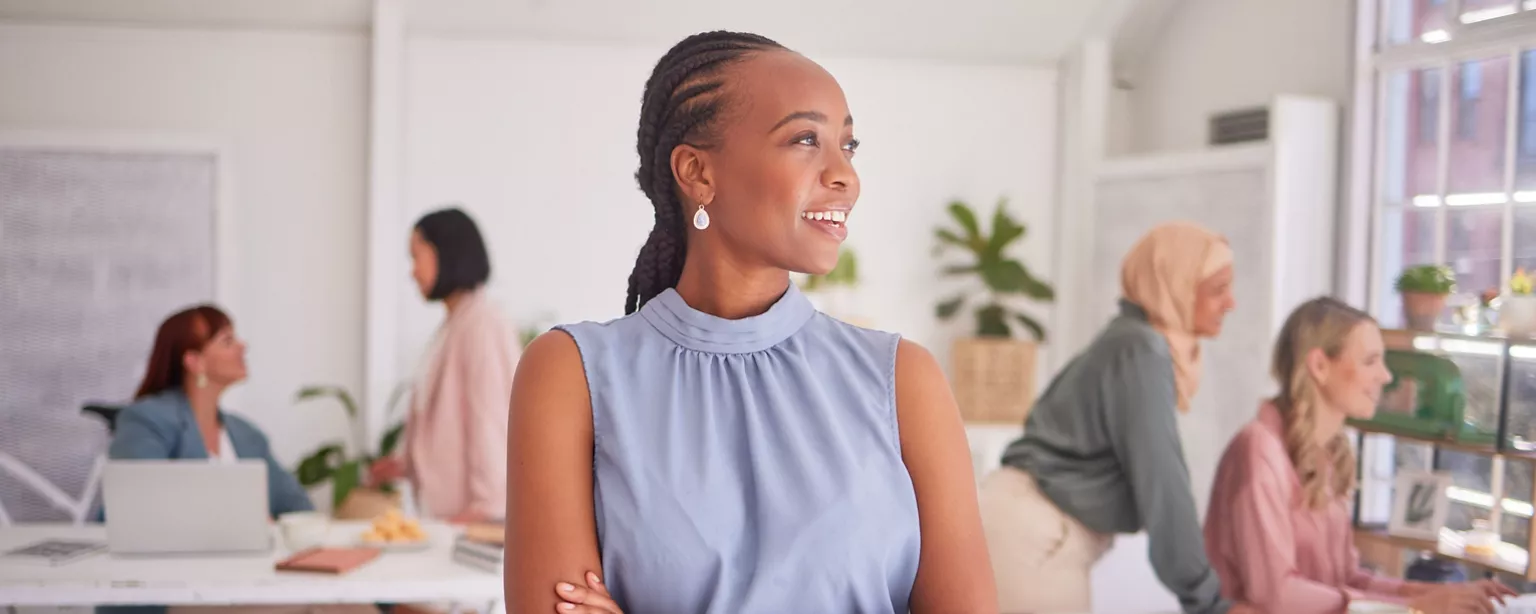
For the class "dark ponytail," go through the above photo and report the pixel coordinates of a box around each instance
[625,31,785,315]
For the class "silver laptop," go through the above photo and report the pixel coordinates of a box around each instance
[102,460,272,555]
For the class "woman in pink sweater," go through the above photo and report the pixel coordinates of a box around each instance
[370,207,518,523]
[1203,297,1512,614]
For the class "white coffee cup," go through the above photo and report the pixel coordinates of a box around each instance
[277,511,329,551]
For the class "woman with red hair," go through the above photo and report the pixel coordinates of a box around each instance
[108,304,313,518]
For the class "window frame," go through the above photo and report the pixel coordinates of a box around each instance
[1457,59,1481,141]
[1357,0,1536,541]
[1422,69,1444,143]
[1364,2,1536,317]
[1522,53,1536,157]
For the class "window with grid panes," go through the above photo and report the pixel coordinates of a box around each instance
[1364,0,1536,558]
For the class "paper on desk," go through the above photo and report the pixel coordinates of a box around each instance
[0,539,106,566]
[1494,594,1536,614]
[1349,596,1536,614]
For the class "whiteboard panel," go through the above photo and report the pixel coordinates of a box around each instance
[0,147,217,522]
[1091,166,1276,518]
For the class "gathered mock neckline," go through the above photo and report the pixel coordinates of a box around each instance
[640,283,816,354]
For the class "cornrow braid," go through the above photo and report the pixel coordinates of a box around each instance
[624,31,785,315]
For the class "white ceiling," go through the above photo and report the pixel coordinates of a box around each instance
[0,0,1124,64]
[0,0,373,33]
[407,0,1116,64]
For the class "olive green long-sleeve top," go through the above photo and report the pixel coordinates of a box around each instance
[1001,300,1230,614]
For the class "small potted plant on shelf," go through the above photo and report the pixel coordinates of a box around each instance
[1395,264,1456,332]
[934,197,1054,424]
[1499,268,1536,337]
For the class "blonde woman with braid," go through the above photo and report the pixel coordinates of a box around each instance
[1203,297,1515,614]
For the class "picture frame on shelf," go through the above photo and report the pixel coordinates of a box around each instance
[1388,470,1452,541]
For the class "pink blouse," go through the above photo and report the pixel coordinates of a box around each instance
[399,289,518,520]
[1203,402,1405,613]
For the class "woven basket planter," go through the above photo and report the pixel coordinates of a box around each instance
[951,337,1037,424]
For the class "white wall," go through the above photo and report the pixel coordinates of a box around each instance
[0,23,369,467]
[0,21,1058,474]
[1122,0,1352,153]
[395,37,1061,380]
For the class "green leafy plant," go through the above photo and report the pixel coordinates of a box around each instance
[1395,264,1456,295]
[518,325,543,349]
[1511,268,1533,296]
[293,383,410,509]
[934,198,1054,340]
[518,313,555,348]
[804,248,859,292]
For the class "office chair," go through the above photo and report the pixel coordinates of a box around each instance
[81,403,123,434]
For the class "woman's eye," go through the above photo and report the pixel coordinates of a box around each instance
[794,133,819,147]
[843,138,861,154]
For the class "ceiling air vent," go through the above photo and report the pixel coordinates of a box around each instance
[1209,107,1270,145]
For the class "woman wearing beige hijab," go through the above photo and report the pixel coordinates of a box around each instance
[978,222,1253,614]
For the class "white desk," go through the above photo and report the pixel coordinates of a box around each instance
[0,522,500,607]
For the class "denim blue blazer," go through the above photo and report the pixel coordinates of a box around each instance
[104,390,314,519]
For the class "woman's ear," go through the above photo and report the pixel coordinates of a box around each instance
[670,144,715,208]
[182,350,203,377]
[1304,347,1331,386]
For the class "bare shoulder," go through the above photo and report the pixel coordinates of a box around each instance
[507,329,592,457]
[505,328,601,614]
[894,339,952,418]
[891,338,1000,613]
[508,329,591,405]
[515,330,585,381]
[895,338,943,374]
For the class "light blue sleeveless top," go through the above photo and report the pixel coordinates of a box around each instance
[555,282,921,614]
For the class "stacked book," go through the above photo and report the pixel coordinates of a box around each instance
[452,522,504,573]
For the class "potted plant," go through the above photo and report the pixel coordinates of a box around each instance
[293,383,409,519]
[518,312,555,349]
[1395,265,1456,332]
[934,197,1054,423]
[802,247,864,324]
[1500,268,1536,336]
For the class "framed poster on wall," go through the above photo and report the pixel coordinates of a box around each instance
[1388,470,1453,542]
[0,134,227,523]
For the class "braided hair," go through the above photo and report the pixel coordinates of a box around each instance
[1270,296,1374,508]
[624,31,785,315]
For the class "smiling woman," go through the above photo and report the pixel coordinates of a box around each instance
[1202,297,1517,614]
[504,30,997,614]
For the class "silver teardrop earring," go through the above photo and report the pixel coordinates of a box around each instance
[196,372,208,389]
[692,203,711,230]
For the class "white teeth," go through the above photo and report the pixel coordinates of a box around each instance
[802,211,849,223]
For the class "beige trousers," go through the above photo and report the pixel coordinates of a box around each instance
[979,466,1114,614]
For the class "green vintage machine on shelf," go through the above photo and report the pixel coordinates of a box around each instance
[1348,348,1495,445]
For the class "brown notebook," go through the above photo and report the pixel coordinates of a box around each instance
[275,547,381,574]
